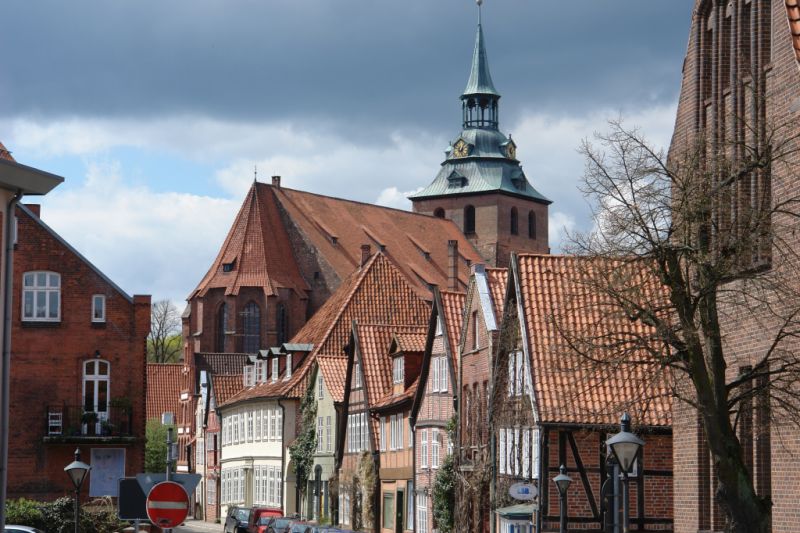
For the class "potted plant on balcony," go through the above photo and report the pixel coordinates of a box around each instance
[82,411,99,435]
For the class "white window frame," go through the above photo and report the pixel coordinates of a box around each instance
[380,416,387,451]
[499,429,506,474]
[317,416,324,452]
[272,357,279,383]
[417,494,428,533]
[326,415,332,452]
[431,428,440,468]
[421,429,428,468]
[392,357,404,384]
[285,353,292,380]
[319,374,325,399]
[353,362,362,389]
[91,294,106,323]
[22,271,60,322]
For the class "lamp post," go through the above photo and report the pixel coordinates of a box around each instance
[64,448,91,533]
[553,464,572,533]
[606,413,644,533]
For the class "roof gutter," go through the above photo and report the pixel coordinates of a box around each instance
[0,190,22,533]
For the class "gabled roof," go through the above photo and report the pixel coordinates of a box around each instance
[192,183,309,299]
[392,332,427,354]
[788,0,800,65]
[515,254,672,427]
[17,204,133,302]
[211,374,245,406]
[221,252,431,407]
[195,353,251,377]
[146,364,184,421]
[486,267,508,323]
[271,185,482,295]
[317,355,348,403]
[440,291,466,368]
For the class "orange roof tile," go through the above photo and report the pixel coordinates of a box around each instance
[354,324,427,411]
[211,374,245,405]
[191,184,310,299]
[0,142,14,162]
[146,363,184,422]
[272,185,483,296]
[486,267,508,322]
[440,291,466,361]
[393,332,427,353]
[516,254,672,427]
[788,0,800,65]
[317,355,348,403]
[221,253,431,407]
[372,377,419,410]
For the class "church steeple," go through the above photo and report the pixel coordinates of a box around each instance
[461,23,500,130]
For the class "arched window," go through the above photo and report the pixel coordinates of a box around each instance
[242,302,261,354]
[464,205,476,234]
[216,303,227,353]
[276,303,288,346]
[433,208,445,219]
[510,207,519,235]
[83,359,110,434]
[528,211,537,239]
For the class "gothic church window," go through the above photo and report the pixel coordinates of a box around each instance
[510,207,519,235]
[242,302,261,353]
[528,211,537,239]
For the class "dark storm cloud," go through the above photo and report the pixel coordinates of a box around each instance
[0,0,693,135]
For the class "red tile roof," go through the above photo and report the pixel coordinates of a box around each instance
[486,267,508,322]
[788,0,800,64]
[440,291,466,366]
[393,332,427,353]
[271,184,483,296]
[146,363,184,422]
[191,184,309,298]
[516,254,672,427]
[317,355,348,403]
[372,377,419,410]
[211,374,245,406]
[0,142,14,162]
[221,253,431,407]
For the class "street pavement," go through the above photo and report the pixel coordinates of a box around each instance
[174,518,222,533]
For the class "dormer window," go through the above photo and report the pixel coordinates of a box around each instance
[271,357,279,383]
[392,357,404,385]
[447,171,468,189]
[353,363,362,389]
[222,260,235,273]
[243,365,255,387]
[285,354,293,380]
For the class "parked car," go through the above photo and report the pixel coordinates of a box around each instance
[289,524,313,533]
[4,527,44,533]
[224,506,253,533]
[265,517,295,533]
[249,507,284,533]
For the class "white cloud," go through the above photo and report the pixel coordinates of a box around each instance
[36,160,239,305]
[375,186,424,210]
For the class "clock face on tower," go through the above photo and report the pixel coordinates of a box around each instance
[453,139,470,158]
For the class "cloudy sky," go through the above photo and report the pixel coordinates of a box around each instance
[0,0,694,305]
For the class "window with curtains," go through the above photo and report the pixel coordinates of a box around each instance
[242,302,261,353]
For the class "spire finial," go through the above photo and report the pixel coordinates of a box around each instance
[477,0,482,24]
[254,164,258,183]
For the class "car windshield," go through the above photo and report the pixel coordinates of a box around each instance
[234,508,250,521]
[256,516,273,525]
[272,519,292,528]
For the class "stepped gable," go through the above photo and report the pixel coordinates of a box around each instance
[211,374,245,405]
[516,254,672,427]
[486,267,508,322]
[190,183,309,299]
[789,0,800,65]
[317,355,348,403]
[0,141,14,162]
[146,363,184,421]
[271,185,483,295]
[440,290,466,368]
[221,252,431,406]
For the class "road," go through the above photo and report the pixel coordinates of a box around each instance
[174,519,222,533]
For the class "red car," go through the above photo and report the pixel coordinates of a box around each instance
[250,511,290,533]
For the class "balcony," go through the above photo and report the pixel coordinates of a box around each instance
[43,405,137,444]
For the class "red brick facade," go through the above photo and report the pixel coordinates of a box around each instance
[7,204,150,500]
[669,2,800,532]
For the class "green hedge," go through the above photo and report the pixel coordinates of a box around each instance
[5,496,128,533]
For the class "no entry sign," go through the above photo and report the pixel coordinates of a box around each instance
[146,480,189,529]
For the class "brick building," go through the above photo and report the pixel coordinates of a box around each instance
[668,2,800,532]
[410,22,551,267]
[409,288,464,533]
[490,254,672,532]
[8,202,150,500]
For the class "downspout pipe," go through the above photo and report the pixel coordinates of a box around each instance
[278,399,287,515]
[0,191,22,533]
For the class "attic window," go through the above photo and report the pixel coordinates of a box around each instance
[223,261,235,273]
[447,172,468,188]
[330,236,338,246]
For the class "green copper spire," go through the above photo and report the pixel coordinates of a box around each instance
[462,23,500,98]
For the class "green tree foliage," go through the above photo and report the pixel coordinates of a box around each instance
[289,381,317,513]
[148,299,182,363]
[4,497,126,533]
[432,454,456,533]
[145,418,173,473]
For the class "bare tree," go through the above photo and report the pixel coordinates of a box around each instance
[148,299,182,363]
[561,112,800,533]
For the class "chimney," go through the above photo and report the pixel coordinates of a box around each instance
[361,244,372,267]
[24,204,41,218]
[271,175,281,188]
[447,240,459,291]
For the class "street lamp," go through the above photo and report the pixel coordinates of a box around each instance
[553,464,572,533]
[606,413,644,533]
[64,448,91,533]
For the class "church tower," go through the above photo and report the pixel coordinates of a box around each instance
[410,17,551,267]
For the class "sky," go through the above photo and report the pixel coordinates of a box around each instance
[0,0,695,306]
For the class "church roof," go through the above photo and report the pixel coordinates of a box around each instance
[463,24,499,97]
[191,182,483,300]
